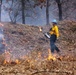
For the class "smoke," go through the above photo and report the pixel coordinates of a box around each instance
[0,34,4,39]
[0,23,5,54]
[0,27,4,39]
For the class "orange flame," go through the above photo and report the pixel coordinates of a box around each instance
[47,49,56,61]
[15,59,20,64]
[3,50,11,64]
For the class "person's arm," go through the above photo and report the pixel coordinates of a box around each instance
[55,26,59,38]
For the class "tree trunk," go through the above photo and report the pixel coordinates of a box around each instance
[56,0,62,21]
[57,2,62,20]
[0,0,2,22]
[21,0,25,24]
[46,0,49,25]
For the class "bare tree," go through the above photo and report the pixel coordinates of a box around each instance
[0,0,2,22]
[3,0,36,24]
[62,0,76,20]
[3,0,76,24]
[56,0,62,20]
[3,0,21,23]
[33,0,50,25]
[21,0,25,24]
[46,0,49,25]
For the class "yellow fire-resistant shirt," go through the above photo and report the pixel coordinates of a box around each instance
[49,25,59,38]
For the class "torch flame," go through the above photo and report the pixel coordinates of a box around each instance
[39,26,42,32]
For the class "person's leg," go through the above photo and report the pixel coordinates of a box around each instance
[50,34,56,53]
[54,44,60,53]
[50,42,55,53]
[50,35,60,52]
[53,35,60,53]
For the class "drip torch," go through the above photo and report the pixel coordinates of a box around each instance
[39,26,51,39]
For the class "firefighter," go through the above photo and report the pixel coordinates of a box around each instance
[49,20,60,54]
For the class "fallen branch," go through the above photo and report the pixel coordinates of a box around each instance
[31,70,73,75]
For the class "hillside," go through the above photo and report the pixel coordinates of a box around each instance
[0,21,76,75]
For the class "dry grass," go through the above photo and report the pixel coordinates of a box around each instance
[0,21,75,75]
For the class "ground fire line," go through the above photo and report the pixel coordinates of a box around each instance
[3,25,62,65]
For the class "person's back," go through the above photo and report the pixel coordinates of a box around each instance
[49,22,59,38]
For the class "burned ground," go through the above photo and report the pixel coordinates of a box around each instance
[0,21,76,75]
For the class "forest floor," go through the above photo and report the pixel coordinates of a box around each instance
[0,20,76,75]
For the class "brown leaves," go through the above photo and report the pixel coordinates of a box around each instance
[0,21,76,75]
